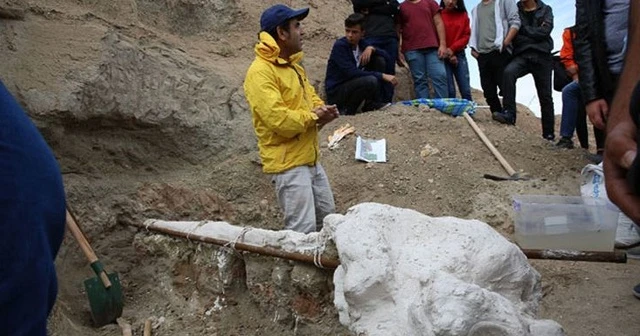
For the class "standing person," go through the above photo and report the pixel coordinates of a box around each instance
[574,0,630,164]
[440,0,472,100]
[325,13,398,115]
[493,0,555,142]
[244,4,339,234]
[0,79,66,335]
[396,0,448,99]
[352,0,400,103]
[469,0,520,115]
[555,26,589,149]
[602,0,640,298]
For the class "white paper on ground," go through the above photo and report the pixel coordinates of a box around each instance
[355,136,387,163]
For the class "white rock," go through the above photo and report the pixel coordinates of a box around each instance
[325,203,564,336]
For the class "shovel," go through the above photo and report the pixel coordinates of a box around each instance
[66,209,123,326]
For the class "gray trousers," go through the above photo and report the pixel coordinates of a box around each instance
[271,164,336,233]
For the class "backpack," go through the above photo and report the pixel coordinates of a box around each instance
[552,52,571,92]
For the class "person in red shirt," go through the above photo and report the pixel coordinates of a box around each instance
[440,0,471,100]
[396,0,448,98]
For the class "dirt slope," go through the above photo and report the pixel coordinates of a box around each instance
[1,0,639,335]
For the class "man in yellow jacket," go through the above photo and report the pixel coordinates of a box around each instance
[244,4,340,233]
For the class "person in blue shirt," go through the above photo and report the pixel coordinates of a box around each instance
[325,13,398,115]
[0,79,66,335]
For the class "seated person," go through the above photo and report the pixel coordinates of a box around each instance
[556,26,589,149]
[325,13,398,115]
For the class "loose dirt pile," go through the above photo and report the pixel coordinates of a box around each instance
[1,0,639,335]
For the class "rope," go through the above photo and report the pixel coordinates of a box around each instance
[313,232,327,269]
[185,221,208,243]
[222,226,253,258]
[144,219,154,231]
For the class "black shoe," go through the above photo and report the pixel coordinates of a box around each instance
[543,133,555,141]
[633,282,640,299]
[492,110,516,125]
[585,152,603,164]
[554,137,574,149]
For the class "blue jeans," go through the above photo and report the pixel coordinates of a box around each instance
[364,36,399,103]
[444,51,472,100]
[559,80,582,138]
[404,48,448,99]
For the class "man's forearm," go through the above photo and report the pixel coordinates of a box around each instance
[609,3,640,127]
[503,27,518,46]
[434,14,446,47]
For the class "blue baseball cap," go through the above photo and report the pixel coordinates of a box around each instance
[260,4,309,33]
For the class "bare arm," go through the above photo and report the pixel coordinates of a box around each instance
[503,27,518,50]
[604,0,640,223]
[434,12,447,58]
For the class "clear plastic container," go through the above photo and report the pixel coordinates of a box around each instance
[512,195,619,252]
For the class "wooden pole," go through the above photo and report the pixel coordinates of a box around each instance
[135,222,340,269]
[144,318,152,336]
[522,249,627,263]
[462,112,518,176]
[133,222,626,265]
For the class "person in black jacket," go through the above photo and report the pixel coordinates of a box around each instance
[352,0,400,103]
[493,0,555,141]
[574,0,630,163]
[325,13,398,115]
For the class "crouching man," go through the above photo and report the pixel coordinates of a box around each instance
[325,13,398,115]
[244,4,339,233]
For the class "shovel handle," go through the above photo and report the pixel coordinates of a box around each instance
[66,209,112,288]
[144,318,152,336]
[462,112,518,176]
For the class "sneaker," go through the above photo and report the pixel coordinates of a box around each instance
[633,282,640,299]
[543,133,555,141]
[555,137,574,149]
[585,151,604,164]
[492,110,516,125]
[626,245,640,260]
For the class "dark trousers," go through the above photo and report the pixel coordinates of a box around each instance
[476,50,511,113]
[327,55,386,115]
[592,73,622,152]
[364,36,398,103]
[503,51,555,138]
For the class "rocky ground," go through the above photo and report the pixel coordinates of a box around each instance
[1,0,639,335]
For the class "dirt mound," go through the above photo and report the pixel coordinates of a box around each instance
[1,0,639,335]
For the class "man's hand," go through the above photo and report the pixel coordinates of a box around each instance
[604,116,640,224]
[314,104,339,126]
[471,49,479,59]
[448,55,458,66]
[382,73,398,86]
[565,65,578,78]
[360,46,375,66]
[437,45,447,59]
[445,48,454,58]
[501,40,511,52]
[586,99,609,129]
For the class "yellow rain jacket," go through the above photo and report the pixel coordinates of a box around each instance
[244,32,325,174]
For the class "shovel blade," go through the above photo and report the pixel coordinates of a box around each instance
[84,272,123,327]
